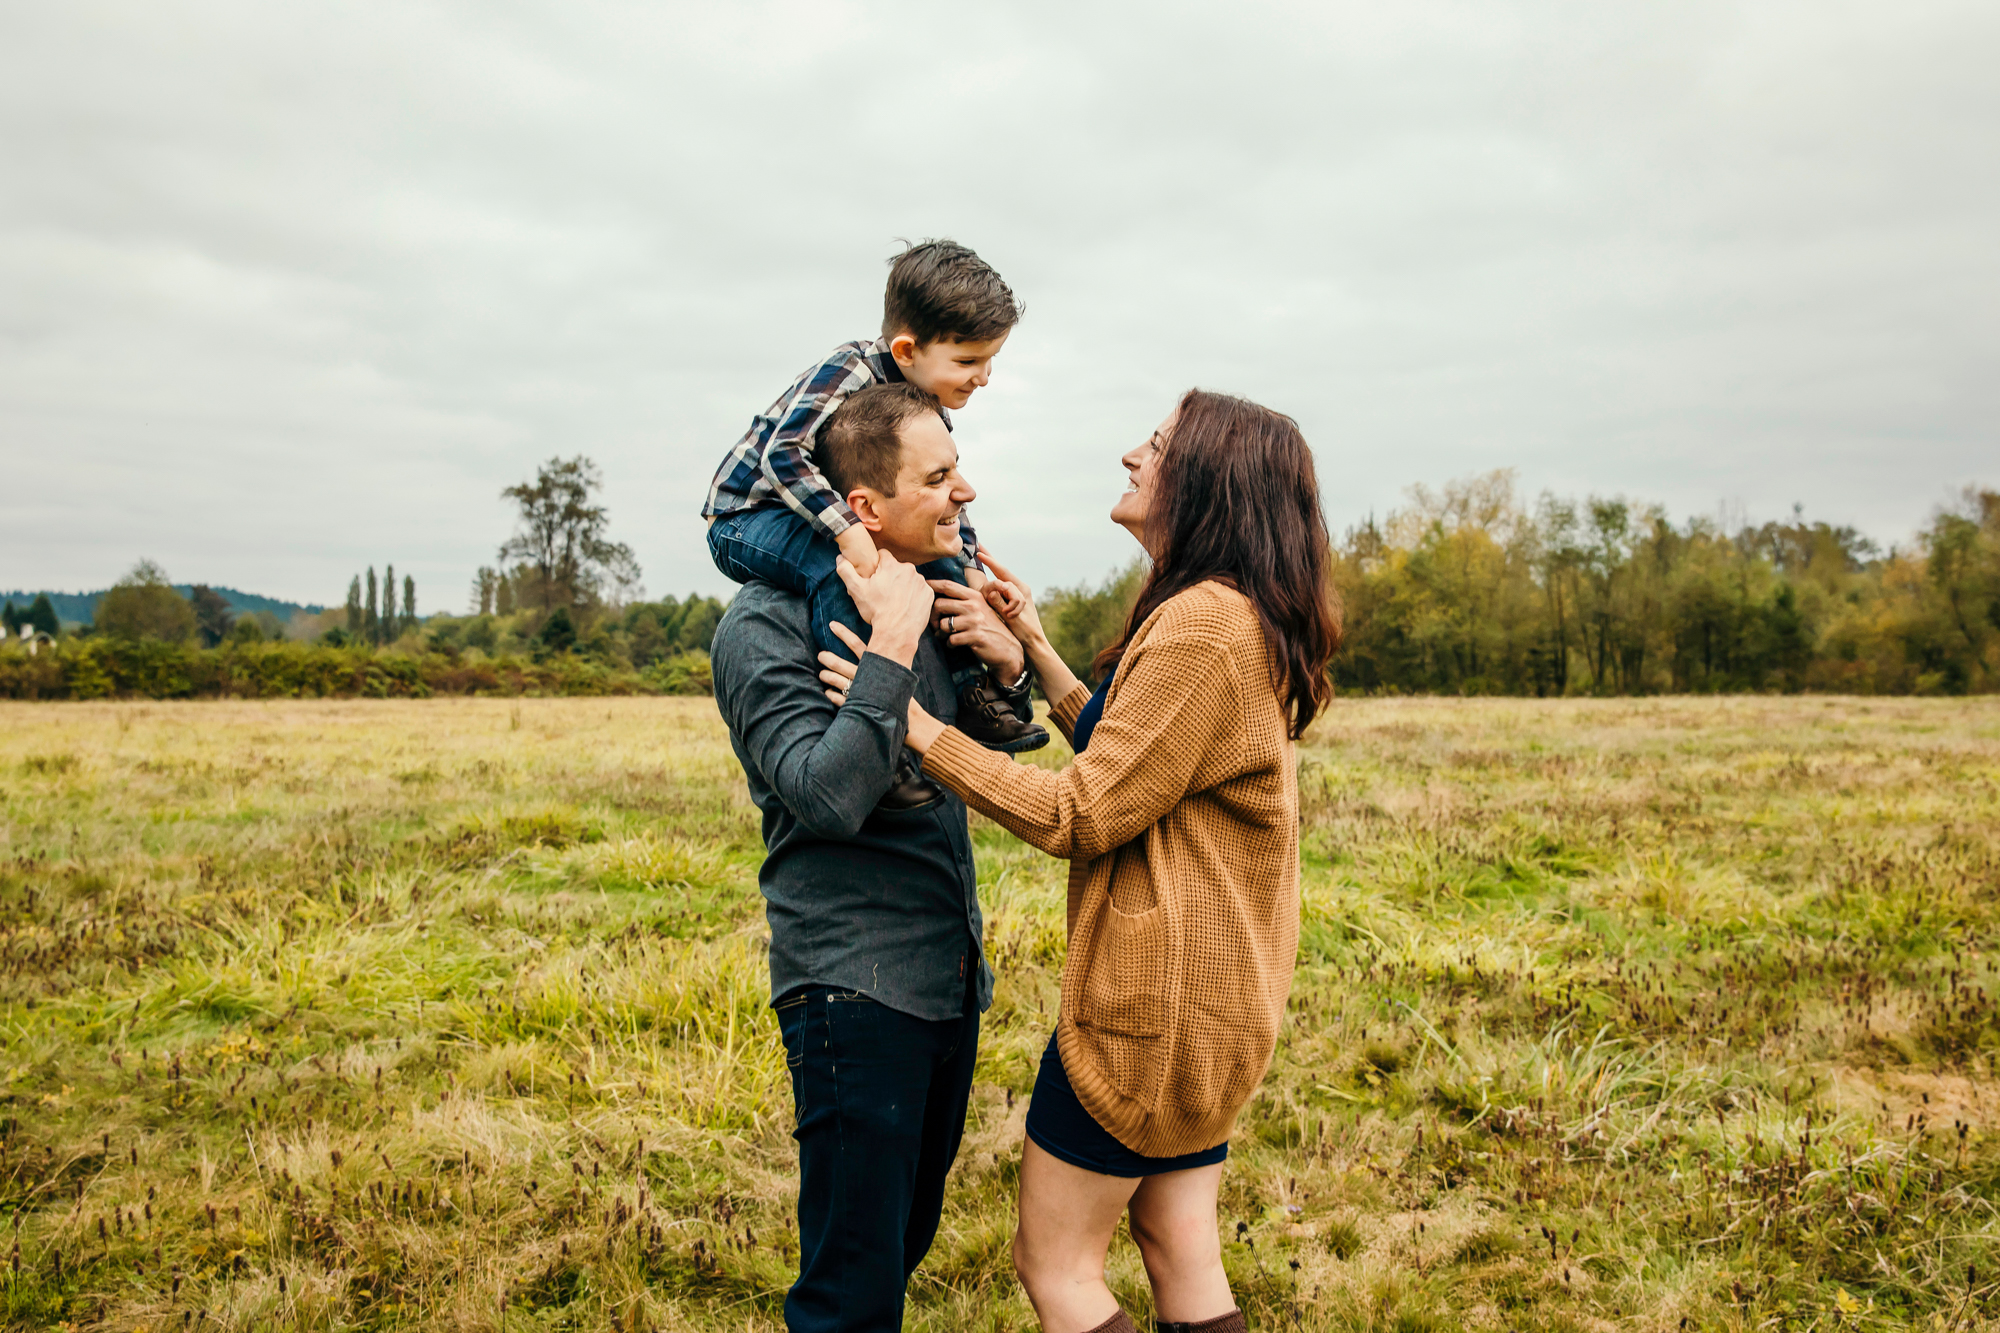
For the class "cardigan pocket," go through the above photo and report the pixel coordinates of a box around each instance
[1078,897,1166,1039]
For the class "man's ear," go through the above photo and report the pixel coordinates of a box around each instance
[846,488,887,533]
[888,333,918,368]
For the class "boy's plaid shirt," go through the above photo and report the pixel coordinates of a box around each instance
[702,336,979,559]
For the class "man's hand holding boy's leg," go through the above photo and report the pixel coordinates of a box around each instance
[835,551,931,669]
[831,551,948,809]
[815,596,1027,710]
[926,574,1047,754]
[927,580,1024,684]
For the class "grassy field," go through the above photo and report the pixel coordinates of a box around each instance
[2,694,1999,1332]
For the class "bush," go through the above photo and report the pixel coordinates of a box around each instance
[0,639,718,701]
[645,651,713,696]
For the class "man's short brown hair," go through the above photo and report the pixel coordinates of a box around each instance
[817,383,944,499]
[882,239,1022,346]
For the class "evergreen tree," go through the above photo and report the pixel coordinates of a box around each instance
[383,564,397,643]
[26,595,59,637]
[472,567,498,616]
[189,585,234,647]
[346,576,363,636]
[537,606,577,654]
[365,567,379,644]
[1,602,17,637]
[403,574,417,633]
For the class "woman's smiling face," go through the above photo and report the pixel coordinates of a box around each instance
[1111,406,1175,553]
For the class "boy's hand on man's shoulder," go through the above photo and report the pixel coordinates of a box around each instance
[835,525,881,578]
[975,551,1050,646]
[981,579,1027,620]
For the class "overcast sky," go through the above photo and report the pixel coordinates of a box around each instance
[2,0,1994,608]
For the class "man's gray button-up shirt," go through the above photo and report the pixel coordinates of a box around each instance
[710,580,997,1021]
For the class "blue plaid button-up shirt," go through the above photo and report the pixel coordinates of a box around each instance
[701,336,978,559]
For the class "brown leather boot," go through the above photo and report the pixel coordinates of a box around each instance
[954,678,1050,753]
[1156,1312,1247,1333]
[875,752,943,812]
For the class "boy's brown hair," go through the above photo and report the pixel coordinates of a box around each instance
[883,239,1023,346]
[818,383,945,499]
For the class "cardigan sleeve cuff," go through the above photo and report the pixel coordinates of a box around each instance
[1047,682,1092,745]
[922,724,1014,802]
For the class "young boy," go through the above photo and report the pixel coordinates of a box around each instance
[703,240,1047,800]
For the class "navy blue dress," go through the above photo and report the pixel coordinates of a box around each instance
[1021,665,1231,1177]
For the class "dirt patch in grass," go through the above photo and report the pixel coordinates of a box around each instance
[1833,1065,2000,1132]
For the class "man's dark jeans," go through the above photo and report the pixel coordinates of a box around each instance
[777,984,980,1333]
[708,506,979,690]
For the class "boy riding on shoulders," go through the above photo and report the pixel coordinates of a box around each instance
[703,239,1046,809]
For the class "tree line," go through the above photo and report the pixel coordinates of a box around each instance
[1,596,59,640]
[25,561,291,647]
[336,565,420,647]
[2,456,721,699]
[26,459,1991,700]
[1038,474,2000,696]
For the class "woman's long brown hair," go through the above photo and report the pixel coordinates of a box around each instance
[1093,389,1343,739]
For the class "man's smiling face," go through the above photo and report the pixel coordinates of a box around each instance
[863,410,975,564]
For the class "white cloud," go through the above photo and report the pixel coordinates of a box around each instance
[1,0,1993,605]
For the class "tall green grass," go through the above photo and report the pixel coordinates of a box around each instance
[0,695,1996,1330]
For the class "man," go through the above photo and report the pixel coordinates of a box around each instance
[708,381,1034,1332]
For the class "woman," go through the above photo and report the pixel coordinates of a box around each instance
[827,389,1340,1332]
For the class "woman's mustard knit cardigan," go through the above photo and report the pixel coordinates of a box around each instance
[924,580,1299,1158]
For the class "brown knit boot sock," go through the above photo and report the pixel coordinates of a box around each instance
[1081,1311,1139,1333]
[1156,1312,1246,1333]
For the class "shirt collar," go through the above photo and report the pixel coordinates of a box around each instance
[864,335,904,383]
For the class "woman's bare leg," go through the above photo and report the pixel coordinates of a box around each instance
[1127,1162,1235,1323]
[1014,1138,1143,1331]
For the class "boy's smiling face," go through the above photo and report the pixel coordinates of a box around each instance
[847,410,975,564]
[889,331,1010,410]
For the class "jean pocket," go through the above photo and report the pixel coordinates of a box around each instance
[707,523,761,586]
[776,993,811,1069]
[823,990,890,1059]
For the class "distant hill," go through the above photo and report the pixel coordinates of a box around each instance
[0,586,326,628]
